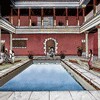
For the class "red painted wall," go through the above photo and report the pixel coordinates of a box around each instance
[20,16,29,26]
[13,16,18,26]
[1,32,98,56]
[31,16,37,26]
[93,32,98,55]
[2,34,84,56]
[88,33,98,56]
[1,34,10,51]
[56,16,66,26]
[79,16,84,26]
[68,16,77,26]
[12,16,84,26]
[88,34,94,51]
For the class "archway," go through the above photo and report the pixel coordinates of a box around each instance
[44,38,58,55]
[46,39,55,53]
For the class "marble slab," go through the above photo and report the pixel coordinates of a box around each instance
[75,67,87,73]
[8,92,31,100]
[89,91,100,100]
[50,91,72,100]
[0,91,100,100]
[70,91,96,100]
[30,92,49,100]
[0,92,13,100]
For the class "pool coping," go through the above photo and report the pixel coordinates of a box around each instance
[0,59,33,86]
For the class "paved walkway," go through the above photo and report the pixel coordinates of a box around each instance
[0,91,100,100]
[62,60,100,90]
[0,56,100,100]
[65,56,100,77]
[0,59,30,78]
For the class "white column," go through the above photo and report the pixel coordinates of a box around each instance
[11,16,13,24]
[29,19,32,26]
[18,19,20,26]
[78,20,79,26]
[85,32,89,58]
[0,28,1,53]
[42,20,44,28]
[54,20,56,28]
[98,28,100,59]
[66,20,68,26]
[10,33,12,51]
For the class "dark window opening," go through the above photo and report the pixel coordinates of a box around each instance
[13,40,27,48]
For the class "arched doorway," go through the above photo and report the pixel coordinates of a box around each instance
[46,39,55,53]
[44,38,58,55]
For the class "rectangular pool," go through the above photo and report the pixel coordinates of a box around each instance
[0,61,84,91]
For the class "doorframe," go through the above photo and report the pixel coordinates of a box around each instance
[44,38,58,55]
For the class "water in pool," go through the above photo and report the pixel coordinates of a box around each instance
[0,63,84,91]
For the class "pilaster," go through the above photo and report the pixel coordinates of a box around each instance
[85,31,89,58]
[98,28,100,59]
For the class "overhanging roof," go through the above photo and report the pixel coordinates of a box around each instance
[11,0,90,8]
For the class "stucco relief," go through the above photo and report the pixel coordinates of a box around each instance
[44,38,58,55]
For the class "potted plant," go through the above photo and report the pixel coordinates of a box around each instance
[32,22,36,26]
[77,46,83,56]
[28,51,33,59]
[58,21,64,26]
[60,51,65,59]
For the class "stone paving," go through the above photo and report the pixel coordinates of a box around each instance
[0,56,100,100]
[65,56,100,77]
[62,60,100,90]
[0,91,100,100]
[0,57,29,71]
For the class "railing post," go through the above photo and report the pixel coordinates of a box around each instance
[29,8,31,26]
[41,7,44,28]
[82,5,86,22]
[93,0,97,16]
[53,7,56,28]
[18,8,20,26]
[77,7,79,26]
[66,8,68,26]
[11,8,13,24]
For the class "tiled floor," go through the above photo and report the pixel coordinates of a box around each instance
[0,91,100,100]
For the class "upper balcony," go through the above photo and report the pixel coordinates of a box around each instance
[0,16,15,33]
[15,26,80,34]
[80,3,100,32]
[1,2,100,34]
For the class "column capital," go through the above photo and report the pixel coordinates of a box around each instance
[85,31,89,34]
[9,32,13,34]
[82,4,86,8]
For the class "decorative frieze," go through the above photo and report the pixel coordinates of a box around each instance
[0,18,15,33]
[16,26,80,34]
